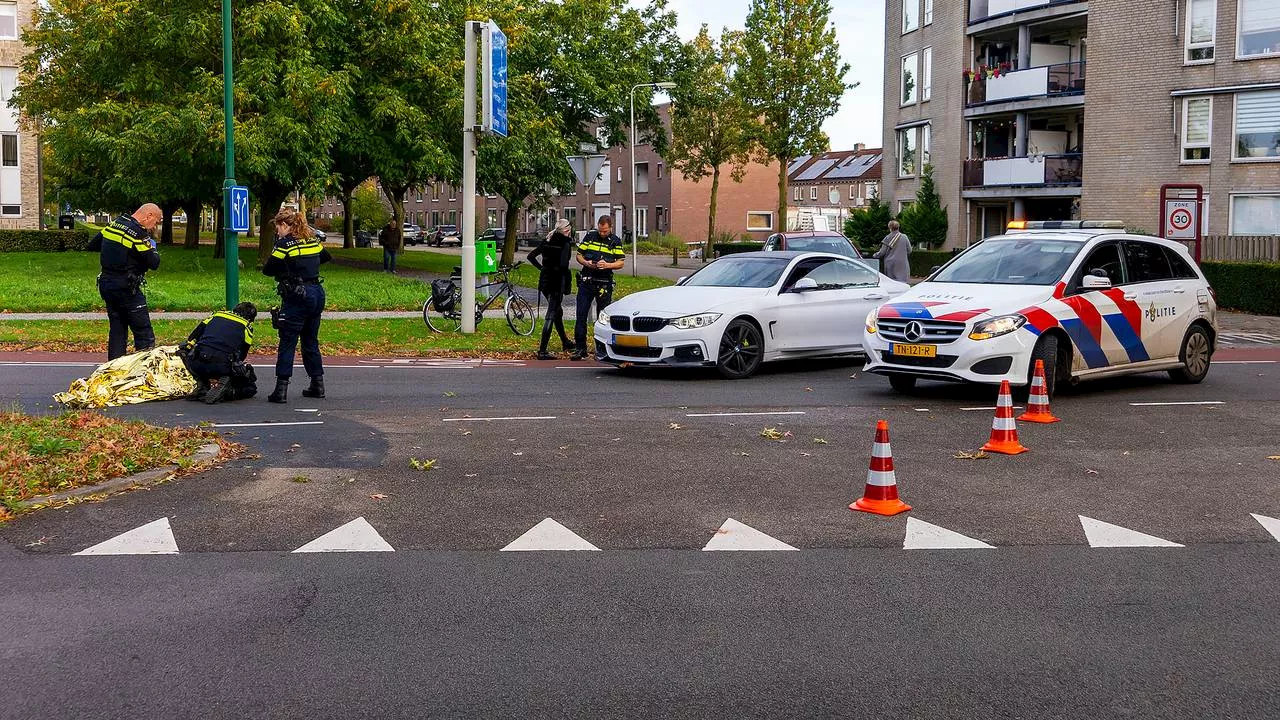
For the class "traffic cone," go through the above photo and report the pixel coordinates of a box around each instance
[850,420,911,516]
[1018,359,1061,424]
[981,380,1029,455]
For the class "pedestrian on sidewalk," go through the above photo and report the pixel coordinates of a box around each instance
[380,221,398,273]
[88,203,163,359]
[874,220,911,283]
[263,207,331,403]
[527,218,576,360]
[570,216,625,361]
[180,302,258,404]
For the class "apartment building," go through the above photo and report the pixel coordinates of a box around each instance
[786,145,883,230]
[0,0,39,229]
[882,0,1279,248]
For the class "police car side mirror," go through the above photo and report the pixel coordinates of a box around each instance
[791,277,819,292]
[1082,274,1111,289]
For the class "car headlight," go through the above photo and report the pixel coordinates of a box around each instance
[969,314,1027,341]
[865,309,879,334]
[596,310,611,326]
[670,313,722,330]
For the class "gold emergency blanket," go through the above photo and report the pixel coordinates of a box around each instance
[55,346,197,409]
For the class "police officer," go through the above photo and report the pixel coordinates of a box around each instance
[262,207,331,403]
[89,203,163,359]
[181,302,258,404]
[570,215,625,361]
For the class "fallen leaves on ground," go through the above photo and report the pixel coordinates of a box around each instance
[669,423,683,430]
[1267,455,1280,461]
[812,438,829,445]
[369,493,388,500]
[760,427,784,441]
[291,475,311,483]
[408,458,437,471]
[953,450,989,460]
[443,391,457,398]
[1085,469,1100,475]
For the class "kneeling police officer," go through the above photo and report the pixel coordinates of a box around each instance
[180,302,259,404]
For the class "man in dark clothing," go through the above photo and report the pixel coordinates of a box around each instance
[527,218,577,360]
[380,221,398,273]
[570,215,625,361]
[263,208,332,403]
[88,203,163,359]
[181,302,259,404]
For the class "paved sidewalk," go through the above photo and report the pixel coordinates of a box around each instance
[0,311,422,321]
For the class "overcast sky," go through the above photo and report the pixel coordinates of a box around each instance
[630,0,885,151]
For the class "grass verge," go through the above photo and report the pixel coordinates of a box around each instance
[0,411,221,521]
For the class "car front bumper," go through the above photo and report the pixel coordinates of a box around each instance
[861,328,1038,386]
[592,320,722,367]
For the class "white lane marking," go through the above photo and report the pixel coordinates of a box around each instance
[960,406,1023,412]
[1251,513,1280,542]
[211,421,325,428]
[903,517,995,550]
[0,361,98,367]
[1128,401,1224,407]
[75,518,178,556]
[555,366,601,369]
[703,518,798,551]
[1211,360,1277,365]
[914,408,931,412]
[441,415,556,423]
[501,518,600,551]
[685,411,807,418]
[1078,516,1183,548]
[292,517,394,553]
[295,409,319,413]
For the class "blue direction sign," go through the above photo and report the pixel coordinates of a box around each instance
[228,186,250,233]
[483,21,509,137]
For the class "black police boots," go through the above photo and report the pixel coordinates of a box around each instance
[301,377,325,399]
[204,376,232,405]
[267,377,289,404]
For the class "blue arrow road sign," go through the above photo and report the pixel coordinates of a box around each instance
[229,186,250,233]
[483,21,509,138]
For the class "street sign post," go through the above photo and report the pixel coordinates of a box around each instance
[482,21,509,138]
[1158,183,1204,262]
[221,0,239,308]
[228,186,250,233]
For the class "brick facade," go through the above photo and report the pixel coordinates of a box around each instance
[787,146,883,230]
[0,0,40,230]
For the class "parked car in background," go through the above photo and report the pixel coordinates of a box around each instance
[762,231,878,270]
[355,229,376,248]
[309,226,328,243]
[429,225,461,247]
[402,223,424,245]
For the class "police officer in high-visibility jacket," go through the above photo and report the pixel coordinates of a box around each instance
[570,215,625,361]
[262,207,331,403]
[88,203,163,359]
[181,302,258,404]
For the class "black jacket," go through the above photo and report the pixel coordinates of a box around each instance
[527,231,574,294]
[89,215,160,277]
[186,311,254,362]
[262,233,331,282]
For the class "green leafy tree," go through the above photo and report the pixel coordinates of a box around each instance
[897,164,948,249]
[349,180,390,235]
[669,26,758,262]
[736,0,851,232]
[844,194,893,254]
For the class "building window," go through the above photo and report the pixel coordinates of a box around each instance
[924,0,933,25]
[746,211,775,231]
[1233,90,1280,160]
[867,181,880,199]
[901,53,918,106]
[809,187,818,201]
[635,162,650,193]
[564,207,577,229]
[1185,0,1216,62]
[849,185,858,200]
[617,165,624,183]
[921,124,931,167]
[657,163,664,180]
[637,207,648,237]
[448,185,456,201]
[415,190,424,203]
[596,161,612,194]
[1238,0,1280,59]
[922,48,932,102]
[903,0,919,34]
[0,4,15,41]
[448,210,458,225]
[432,183,440,201]
[794,186,802,201]
[1,133,16,167]
[898,200,914,213]
[655,205,664,231]
[898,128,917,178]
[432,211,441,227]
[486,209,498,227]
[1182,97,1212,162]
[0,67,15,107]
[1230,194,1280,233]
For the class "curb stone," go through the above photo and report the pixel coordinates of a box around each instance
[16,442,222,509]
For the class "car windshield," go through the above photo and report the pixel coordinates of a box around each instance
[785,236,858,258]
[932,238,1084,285]
[682,257,790,288]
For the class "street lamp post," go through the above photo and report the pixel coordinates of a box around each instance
[221,0,238,308]
[629,81,676,277]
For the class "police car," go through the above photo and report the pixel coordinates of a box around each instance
[863,221,1218,396]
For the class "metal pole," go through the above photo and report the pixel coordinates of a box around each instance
[461,21,479,333]
[222,0,239,308]
[629,86,638,277]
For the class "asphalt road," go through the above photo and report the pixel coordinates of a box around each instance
[3,352,1279,717]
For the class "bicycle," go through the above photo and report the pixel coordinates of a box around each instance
[422,261,538,336]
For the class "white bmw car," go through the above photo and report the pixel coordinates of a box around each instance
[594,251,910,378]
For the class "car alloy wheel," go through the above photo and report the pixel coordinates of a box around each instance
[716,319,763,379]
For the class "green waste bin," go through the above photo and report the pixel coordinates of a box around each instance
[475,240,499,274]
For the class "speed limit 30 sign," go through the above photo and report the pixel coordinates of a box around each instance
[1163,199,1199,240]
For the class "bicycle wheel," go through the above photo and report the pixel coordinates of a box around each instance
[505,293,537,336]
[423,297,462,333]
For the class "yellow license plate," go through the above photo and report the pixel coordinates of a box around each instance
[614,334,649,348]
[890,343,937,358]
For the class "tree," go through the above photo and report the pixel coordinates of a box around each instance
[668,26,758,262]
[897,164,948,248]
[349,180,390,234]
[844,194,892,254]
[736,0,851,232]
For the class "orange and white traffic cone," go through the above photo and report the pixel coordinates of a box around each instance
[850,420,911,516]
[1018,359,1061,424]
[981,380,1029,455]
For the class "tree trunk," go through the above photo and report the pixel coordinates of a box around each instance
[160,202,178,246]
[245,201,256,238]
[256,189,288,266]
[182,200,202,249]
[501,197,520,267]
[341,181,357,249]
[706,164,722,263]
[213,202,225,260]
[776,156,789,234]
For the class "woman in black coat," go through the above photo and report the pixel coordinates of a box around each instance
[527,218,576,360]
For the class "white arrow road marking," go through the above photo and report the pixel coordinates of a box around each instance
[1251,513,1280,542]
[1078,516,1183,548]
[74,518,178,555]
[501,518,599,551]
[293,517,394,553]
[703,518,797,551]
[903,517,995,550]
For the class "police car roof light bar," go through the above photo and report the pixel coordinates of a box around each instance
[1007,220,1126,231]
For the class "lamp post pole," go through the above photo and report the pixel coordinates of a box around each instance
[222,0,239,308]
[629,81,675,277]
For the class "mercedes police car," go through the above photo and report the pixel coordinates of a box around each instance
[863,221,1218,397]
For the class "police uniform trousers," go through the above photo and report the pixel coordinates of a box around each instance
[276,283,325,379]
[98,274,155,360]
[574,277,613,351]
[186,351,258,400]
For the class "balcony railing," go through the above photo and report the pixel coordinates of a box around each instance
[966,61,1085,106]
[969,0,1084,24]
[963,153,1083,188]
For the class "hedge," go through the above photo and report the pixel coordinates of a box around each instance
[713,242,764,256]
[0,229,99,252]
[909,250,959,278]
[1201,261,1280,316]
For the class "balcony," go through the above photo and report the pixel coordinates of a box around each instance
[969,0,1084,25]
[963,153,1082,190]
[966,61,1084,111]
